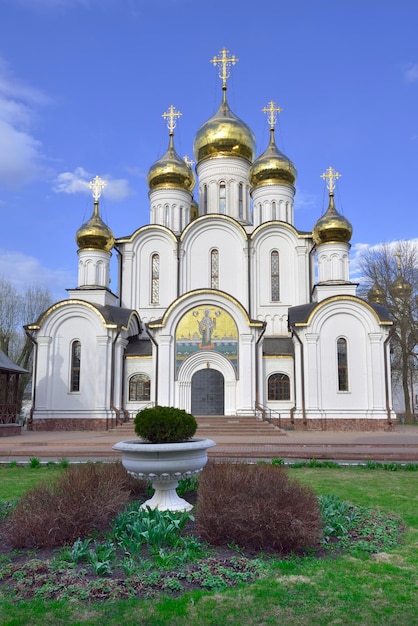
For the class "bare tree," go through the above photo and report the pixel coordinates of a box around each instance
[0,279,52,412]
[358,241,418,423]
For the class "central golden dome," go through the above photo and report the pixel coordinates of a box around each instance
[193,92,255,163]
[313,193,353,245]
[147,136,195,192]
[76,202,114,252]
[249,129,296,188]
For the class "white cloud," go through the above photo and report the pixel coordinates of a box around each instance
[53,168,134,201]
[0,58,48,186]
[403,63,418,83]
[0,249,76,299]
[350,239,418,283]
[294,190,318,211]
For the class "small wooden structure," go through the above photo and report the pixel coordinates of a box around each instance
[0,348,27,426]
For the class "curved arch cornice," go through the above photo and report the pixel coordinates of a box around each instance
[115,224,178,245]
[147,289,264,330]
[250,220,312,242]
[180,214,248,242]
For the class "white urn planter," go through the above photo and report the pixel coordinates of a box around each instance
[113,437,216,512]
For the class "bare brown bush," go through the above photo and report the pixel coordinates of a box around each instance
[196,462,322,554]
[4,462,143,548]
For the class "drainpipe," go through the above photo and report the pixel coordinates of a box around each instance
[290,325,307,425]
[384,327,395,426]
[24,328,37,430]
[110,329,121,430]
[113,245,123,306]
[247,236,252,318]
[255,321,267,409]
[146,324,159,405]
[177,237,181,299]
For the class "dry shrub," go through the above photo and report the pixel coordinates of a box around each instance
[4,462,142,548]
[196,462,322,554]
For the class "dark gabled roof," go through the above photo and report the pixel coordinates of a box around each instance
[125,338,153,357]
[288,297,393,326]
[96,305,138,328]
[263,337,294,356]
[0,349,28,374]
[288,303,316,326]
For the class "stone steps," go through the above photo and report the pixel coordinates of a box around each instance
[114,415,286,440]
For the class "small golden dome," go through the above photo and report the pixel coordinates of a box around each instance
[249,128,296,188]
[193,91,255,163]
[190,198,199,221]
[147,135,195,192]
[368,282,385,304]
[76,201,114,252]
[391,274,412,299]
[313,193,353,245]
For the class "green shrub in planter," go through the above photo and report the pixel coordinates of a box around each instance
[134,406,197,444]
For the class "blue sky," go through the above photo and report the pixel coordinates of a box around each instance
[0,0,417,298]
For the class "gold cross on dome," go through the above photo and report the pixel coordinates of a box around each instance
[320,166,341,193]
[88,175,107,201]
[262,100,283,129]
[162,105,182,133]
[210,48,238,88]
[183,155,194,167]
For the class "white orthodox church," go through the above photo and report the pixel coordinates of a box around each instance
[27,50,396,431]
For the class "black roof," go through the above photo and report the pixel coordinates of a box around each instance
[0,349,28,374]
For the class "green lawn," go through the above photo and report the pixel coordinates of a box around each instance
[1,465,417,625]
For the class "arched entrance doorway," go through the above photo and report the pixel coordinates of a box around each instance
[191,369,224,415]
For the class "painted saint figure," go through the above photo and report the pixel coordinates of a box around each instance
[198,309,216,348]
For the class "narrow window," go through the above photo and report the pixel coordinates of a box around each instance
[70,341,81,392]
[272,201,276,220]
[219,182,226,214]
[337,338,349,391]
[203,185,208,215]
[129,374,151,401]
[151,253,160,304]
[271,250,280,301]
[268,373,290,400]
[238,183,243,219]
[211,249,219,289]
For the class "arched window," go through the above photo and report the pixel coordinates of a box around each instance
[151,253,160,304]
[70,340,81,392]
[211,249,219,289]
[268,373,290,400]
[337,338,349,391]
[272,201,277,221]
[238,183,243,219]
[271,250,280,301]
[219,181,226,214]
[129,374,151,401]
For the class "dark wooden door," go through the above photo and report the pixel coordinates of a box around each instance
[191,369,224,415]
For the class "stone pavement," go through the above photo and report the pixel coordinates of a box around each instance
[0,422,418,463]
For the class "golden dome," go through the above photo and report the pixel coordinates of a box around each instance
[190,198,199,221]
[147,135,195,192]
[249,128,296,188]
[193,91,255,163]
[368,282,385,304]
[76,201,114,252]
[391,274,412,299]
[313,193,353,245]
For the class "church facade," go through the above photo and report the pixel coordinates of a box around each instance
[27,50,395,431]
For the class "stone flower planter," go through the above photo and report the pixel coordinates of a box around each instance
[113,437,216,511]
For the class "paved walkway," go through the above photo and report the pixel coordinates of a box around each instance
[0,424,418,463]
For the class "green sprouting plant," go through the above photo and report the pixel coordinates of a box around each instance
[112,504,194,551]
[271,458,284,466]
[59,458,70,469]
[29,457,41,469]
[8,461,18,468]
[61,537,92,564]
[87,540,116,576]
[177,474,199,496]
[161,577,184,593]
[0,500,16,520]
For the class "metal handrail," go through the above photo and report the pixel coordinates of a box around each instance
[254,402,281,428]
